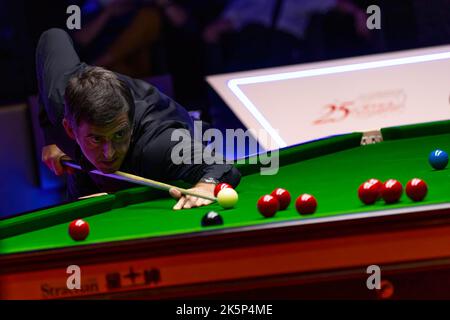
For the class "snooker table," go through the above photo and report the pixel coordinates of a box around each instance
[1,120,450,300]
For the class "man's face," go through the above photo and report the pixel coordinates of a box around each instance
[74,112,132,173]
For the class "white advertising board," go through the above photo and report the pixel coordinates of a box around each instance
[207,45,450,150]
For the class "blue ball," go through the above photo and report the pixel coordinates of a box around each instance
[429,149,448,170]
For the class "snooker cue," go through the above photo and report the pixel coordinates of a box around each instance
[61,160,217,201]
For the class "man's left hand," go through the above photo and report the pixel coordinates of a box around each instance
[170,182,215,210]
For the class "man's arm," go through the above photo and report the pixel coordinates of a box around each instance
[36,28,82,129]
[35,28,83,175]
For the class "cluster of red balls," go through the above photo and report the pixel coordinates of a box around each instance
[358,178,428,205]
[257,188,317,218]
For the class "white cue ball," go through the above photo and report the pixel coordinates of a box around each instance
[217,188,238,209]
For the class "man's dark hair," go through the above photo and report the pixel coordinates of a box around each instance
[64,66,134,126]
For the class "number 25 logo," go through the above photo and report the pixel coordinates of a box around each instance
[313,102,352,125]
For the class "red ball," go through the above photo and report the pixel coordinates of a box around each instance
[271,188,291,210]
[376,280,395,300]
[295,194,317,215]
[68,219,90,241]
[214,183,232,197]
[367,178,383,199]
[358,181,379,205]
[406,178,428,202]
[381,179,403,204]
[257,195,279,218]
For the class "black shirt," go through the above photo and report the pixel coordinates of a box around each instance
[36,28,240,199]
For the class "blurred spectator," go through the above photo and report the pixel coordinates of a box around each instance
[151,0,228,118]
[203,0,371,73]
[307,0,378,60]
[203,0,371,131]
[413,0,450,47]
[72,0,162,78]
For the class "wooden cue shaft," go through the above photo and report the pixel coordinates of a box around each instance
[62,161,217,201]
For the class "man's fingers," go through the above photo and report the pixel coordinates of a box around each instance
[184,196,200,209]
[66,167,76,175]
[53,160,64,176]
[182,196,194,209]
[173,196,187,210]
[46,158,61,176]
[169,188,182,199]
[173,195,214,210]
[200,199,213,207]
[174,195,200,210]
[43,159,53,173]
[59,155,74,174]
[60,157,75,175]
[184,196,214,209]
[41,145,73,176]
[172,184,215,210]
[43,158,58,176]
[195,198,207,207]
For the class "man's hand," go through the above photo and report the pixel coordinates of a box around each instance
[170,182,215,210]
[41,144,75,176]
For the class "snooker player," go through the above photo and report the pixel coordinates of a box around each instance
[36,28,241,210]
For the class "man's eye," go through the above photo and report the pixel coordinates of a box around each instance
[90,136,102,144]
[114,131,125,140]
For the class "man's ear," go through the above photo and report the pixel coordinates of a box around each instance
[63,118,76,140]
